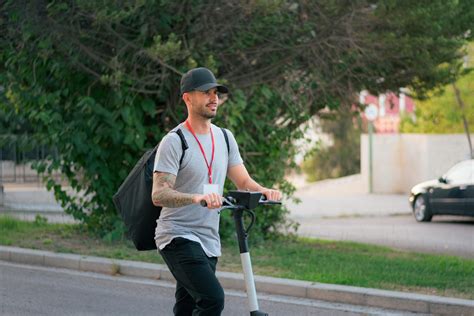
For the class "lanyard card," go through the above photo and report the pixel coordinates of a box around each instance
[203,183,219,194]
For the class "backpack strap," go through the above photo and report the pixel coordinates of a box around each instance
[173,128,189,165]
[220,127,230,154]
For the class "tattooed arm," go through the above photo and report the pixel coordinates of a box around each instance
[151,172,193,208]
[151,172,222,209]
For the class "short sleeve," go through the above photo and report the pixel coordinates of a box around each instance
[153,133,183,176]
[225,129,244,168]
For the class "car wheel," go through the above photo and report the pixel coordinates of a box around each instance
[413,194,432,222]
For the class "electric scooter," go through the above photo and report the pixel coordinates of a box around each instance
[202,190,281,316]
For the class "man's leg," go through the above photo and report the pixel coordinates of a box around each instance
[160,238,224,316]
[174,281,195,316]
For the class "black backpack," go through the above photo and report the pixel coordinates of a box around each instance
[113,127,230,251]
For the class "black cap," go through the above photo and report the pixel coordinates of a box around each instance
[180,67,229,95]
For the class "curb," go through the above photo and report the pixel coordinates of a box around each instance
[1,246,472,315]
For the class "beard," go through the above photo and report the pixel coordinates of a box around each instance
[196,103,217,119]
[201,112,216,119]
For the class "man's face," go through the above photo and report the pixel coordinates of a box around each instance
[187,88,219,119]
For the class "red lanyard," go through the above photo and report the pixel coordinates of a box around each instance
[185,120,215,184]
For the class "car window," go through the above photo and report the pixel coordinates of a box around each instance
[445,160,473,184]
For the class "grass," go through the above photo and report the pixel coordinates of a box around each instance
[1,215,473,299]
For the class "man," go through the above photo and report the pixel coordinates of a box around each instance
[151,67,282,316]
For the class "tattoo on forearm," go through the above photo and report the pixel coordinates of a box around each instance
[152,172,195,208]
[153,188,195,208]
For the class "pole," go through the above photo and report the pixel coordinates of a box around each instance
[368,122,373,194]
[452,83,473,158]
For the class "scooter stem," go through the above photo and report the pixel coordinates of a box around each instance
[233,208,269,316]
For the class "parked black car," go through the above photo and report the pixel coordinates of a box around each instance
[409,159,474,222]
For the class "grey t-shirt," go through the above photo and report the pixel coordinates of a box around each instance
[153,123,243,257]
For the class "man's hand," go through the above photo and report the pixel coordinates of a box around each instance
[261,188,282,201]
[193,192,223,209]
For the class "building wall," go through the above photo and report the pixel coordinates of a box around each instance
[361,133,473,193]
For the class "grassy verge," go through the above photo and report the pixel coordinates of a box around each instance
[1,215,473,299]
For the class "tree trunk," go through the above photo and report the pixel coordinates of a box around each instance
[452,82,473,159]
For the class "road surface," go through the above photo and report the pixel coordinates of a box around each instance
[0,261,420,316]
[294,215,474,258]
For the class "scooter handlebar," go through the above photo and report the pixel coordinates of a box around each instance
[200,195,281,207]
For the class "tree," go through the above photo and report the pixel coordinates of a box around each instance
[0,0,472,238]
[400,43,474,156]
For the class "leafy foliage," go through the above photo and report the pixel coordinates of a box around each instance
[0,0,472,238]
[302,107,362,182]
[400,43,474,134]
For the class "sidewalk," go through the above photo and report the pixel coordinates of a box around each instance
[1,183,65,211]
[1,246,472,315]
[285,174,411,219]
[0,183,76,223]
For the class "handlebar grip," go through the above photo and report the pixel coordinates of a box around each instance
[259,195,282,205]
[200,200,208,207]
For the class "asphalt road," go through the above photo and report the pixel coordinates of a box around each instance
[0,261,419,316]
[294,215,474,258]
